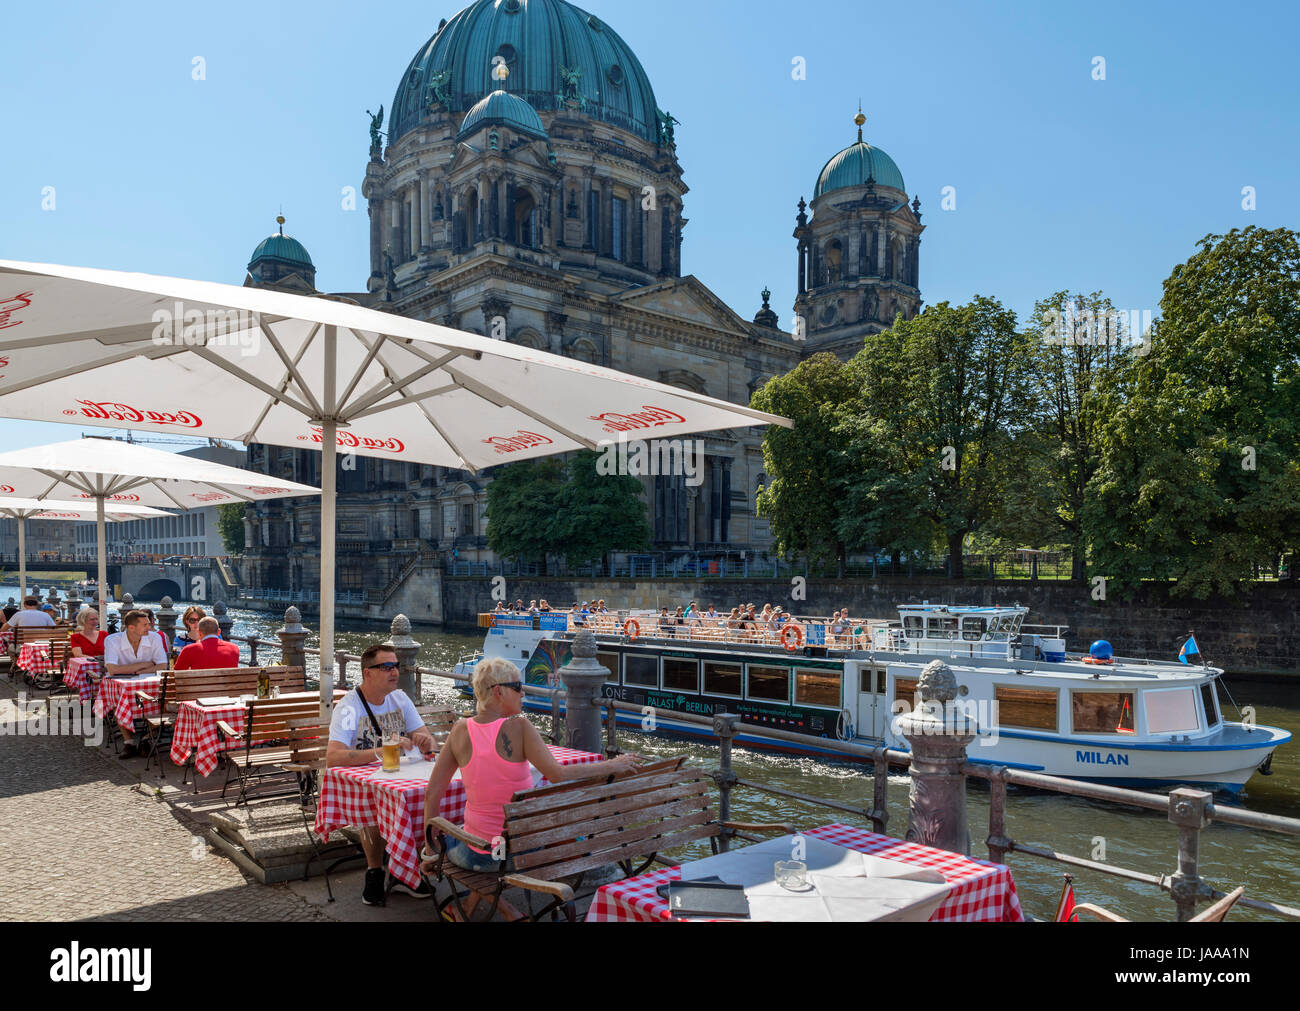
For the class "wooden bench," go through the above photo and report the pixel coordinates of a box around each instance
[218,695,327,805]
[421,757,793,922]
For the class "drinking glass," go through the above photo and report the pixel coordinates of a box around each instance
[380,730,401,773]
[774,860,807,891]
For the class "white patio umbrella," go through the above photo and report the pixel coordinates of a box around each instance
[0,497,169,602]
[0,438,319,627]
[0,260,790,710]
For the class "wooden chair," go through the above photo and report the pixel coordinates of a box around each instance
[217,695,324,806]
[416,704,461,754]
[136,666,260,780]
[1073,886,1245,923]
[420,756,793,922]
[13,626,71,691]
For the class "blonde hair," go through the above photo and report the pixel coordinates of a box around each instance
[75,607,99,633]
[472,657,523,709]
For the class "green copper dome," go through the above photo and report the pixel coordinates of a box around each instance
[247,228,314,271]
[390,0,661,145]
[814,140,906,199]
[458,88,549,141]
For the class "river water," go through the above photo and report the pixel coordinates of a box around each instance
[31,588,1299,923]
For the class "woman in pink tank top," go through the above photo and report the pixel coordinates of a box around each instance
[422,657,636,873]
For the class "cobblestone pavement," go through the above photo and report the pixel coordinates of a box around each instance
[0,684,336,921]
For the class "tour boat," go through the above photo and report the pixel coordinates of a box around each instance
[453,604,1289,795]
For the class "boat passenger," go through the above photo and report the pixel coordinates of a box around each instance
[528,599,539,617]
[658,607,675,637]
[513,599,524,613]
[70,607,109,658]
[571,603,586,627]
[493,601,507,614]
[539,599,552,612]
[422,657,635,873]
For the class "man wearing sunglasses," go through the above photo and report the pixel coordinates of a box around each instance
[327,642,437,905]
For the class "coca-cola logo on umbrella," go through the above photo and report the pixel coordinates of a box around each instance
[62,400,203,428]
[0,292,33,332]
[297,429,406,453]
[190,492,229,503]
[483,431,554,455]
[37,513,81,519]
[588,406,686,433]
[247,487,293,494]
[76,493,141,503]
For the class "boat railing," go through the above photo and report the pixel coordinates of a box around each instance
[398,662,1300,922]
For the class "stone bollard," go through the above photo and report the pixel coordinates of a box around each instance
[157,596,178,654]
[898,659,976,855]
[214,600,234,641]
[1168,788,1213,921]
[276,605,307,677]
[557,627,607,755]
[120,592,134,615]
[46,587,60,614]
[389,613,420,698]
[65,587,82,622]
[711,713,741,853]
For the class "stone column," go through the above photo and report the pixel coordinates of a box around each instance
[416,172,429,252]
[368,194,385,284]
[214,600,234,642]
[599,178,613,257]
[898,659,976,855]
[389,613,420,698]
[558,626,607,754]
[157,596,178,654]
[390,196,402,262]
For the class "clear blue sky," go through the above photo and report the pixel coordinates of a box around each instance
[1,0,1296,449]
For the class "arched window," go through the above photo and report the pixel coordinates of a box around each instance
[463,189,480,247]
[826,240,843,283]
[514,329,547,350]
[514,192,538,248]
[568,338,597,363]
[893,237,907,281]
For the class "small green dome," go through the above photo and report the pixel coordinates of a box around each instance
[248,227,314,271]
[814,140,906,199]
[458,88,548,141]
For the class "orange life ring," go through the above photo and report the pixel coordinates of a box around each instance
[781,624,804,652]
[623,618,640,641]
[1080,655,1114,665]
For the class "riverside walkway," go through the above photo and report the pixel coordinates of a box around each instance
[0,681,331,922]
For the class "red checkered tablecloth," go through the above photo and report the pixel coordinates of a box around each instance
[64,657,103,702]
[93,675,162,729]
[16,642,57,674]
[315,745,601,890]
[170,691,345,778]
[586,823,1025,923]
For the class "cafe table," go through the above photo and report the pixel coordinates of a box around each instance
[16,641,56,678]
[315,745,601,892]
[64,656,104,702]
[170,690,347,779]
[587,823,1025,923]
[93,673,162,730]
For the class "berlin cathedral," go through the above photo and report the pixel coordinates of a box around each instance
[241,0,923,595]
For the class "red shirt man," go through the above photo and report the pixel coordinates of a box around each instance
[174,617,240,670]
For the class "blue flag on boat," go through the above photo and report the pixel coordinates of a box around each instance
[1178,635,1201,664]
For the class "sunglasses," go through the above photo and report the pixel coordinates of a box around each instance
[367,661,400,671]
[495,681,524,694]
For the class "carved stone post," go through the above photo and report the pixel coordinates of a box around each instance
[557,627,606,754]
[157,596,178,654]
[276,605,307,675]
[898,659,976,855]
[65,586,82,622]
[1168,788,1213,921]
[214,600,234,642]
[120,592,134,614]
[46,587,60,612]
[389,613,420,697]
[711,713,741,852]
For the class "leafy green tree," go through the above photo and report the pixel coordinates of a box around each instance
[551,450,650,567]
[484,458,565,574]
[752,354,859,571]
[850,296,1036,578]
[216,502,246,554]
[1084,226,1300,597]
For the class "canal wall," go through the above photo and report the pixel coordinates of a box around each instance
[441,576,1300,676]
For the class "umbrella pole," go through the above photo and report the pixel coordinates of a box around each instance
[319,324,338,717]
[17,517,26,600]
[96,492,108,629]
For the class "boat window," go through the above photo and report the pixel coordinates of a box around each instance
[623,654,658,688]
[926,617,957,639]
[860,666,886,694]
[961,617,987,641]
[903,615,925,639]
[1071,692,1135,734]
[1200,682,1219,727]
[1145,687,1200,734]
[994,685,1058,731]
[703,661,742,697]
[795,667,841,708]
[893,676,919,710]
[662,657,699,693]
[596,651,619,685]
[747,665,789,703]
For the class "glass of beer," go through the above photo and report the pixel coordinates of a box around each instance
[380,730,401,773]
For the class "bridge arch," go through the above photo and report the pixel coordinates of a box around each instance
[133,578,184,603]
